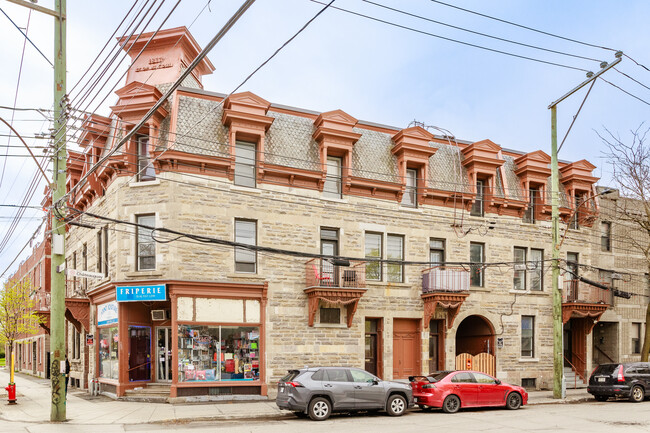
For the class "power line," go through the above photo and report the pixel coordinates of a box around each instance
[309,0,589,72]
[1,8,32,190]
[428,0,617,52]
[599,77,650,106]
[623,53,650,72]
[0,219,44,280]
[614,68,650,92]
[0,6,53,67]
[68,0,145,96]
[362,0,603,63]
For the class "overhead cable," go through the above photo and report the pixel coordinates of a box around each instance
[428,0,617,52]
[309,0,589,72]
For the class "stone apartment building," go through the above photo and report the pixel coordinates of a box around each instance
[54,26,647,400]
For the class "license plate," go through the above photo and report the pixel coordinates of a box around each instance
[597,377,606,383]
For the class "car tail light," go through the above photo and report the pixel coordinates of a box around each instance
[617,365,625,382]
[286,381,304,388]
[422,384,437,389]
[590,366,598,378]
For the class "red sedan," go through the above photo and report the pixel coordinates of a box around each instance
[409,370,528,413]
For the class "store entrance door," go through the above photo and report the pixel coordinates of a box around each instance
[128,326,151,382]
[156,327,172,382]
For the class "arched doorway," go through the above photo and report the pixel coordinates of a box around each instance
[455,315,496,376]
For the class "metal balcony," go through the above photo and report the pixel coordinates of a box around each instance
[305,258,366,289]
[422,266,470,294]
[563,279,613,306]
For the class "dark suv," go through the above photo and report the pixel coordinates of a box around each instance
[276,367,413,421]
[588,362,650,402]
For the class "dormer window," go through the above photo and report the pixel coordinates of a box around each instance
[470,180,485,216]
[401,169,417,207]
[234,141,256,188]
[323,157,342,199]
[137,135,155,182]
[523,187,540,223]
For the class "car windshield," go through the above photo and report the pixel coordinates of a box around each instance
[428,371,452,382]
[280,370,301,382]
[593,364,619,376]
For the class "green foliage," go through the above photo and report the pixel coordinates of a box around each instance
[0,277,43,348]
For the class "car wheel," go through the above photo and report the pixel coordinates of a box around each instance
[630,385,645,403]
[594,395,609,402]
[386,394,407,416]
[442,395,460,414]
[506,392,522,410]
[309,397,332,421]
[418,404,433,411]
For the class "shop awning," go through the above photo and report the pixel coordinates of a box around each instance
[304,287,367,328]
[65,298,90,333]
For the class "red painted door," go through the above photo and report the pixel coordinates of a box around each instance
[393,319,420,379]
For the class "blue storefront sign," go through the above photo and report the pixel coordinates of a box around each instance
[98,301,118,326]
[116,284,167,302]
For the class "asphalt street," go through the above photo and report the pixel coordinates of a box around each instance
[3,400,650,433]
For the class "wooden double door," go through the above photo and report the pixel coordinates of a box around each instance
[392,318,421,379]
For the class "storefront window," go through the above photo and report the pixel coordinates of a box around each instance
[99,326,119,379]
[178,325,260,382]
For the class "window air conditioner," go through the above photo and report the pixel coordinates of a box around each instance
[151,310,166,321]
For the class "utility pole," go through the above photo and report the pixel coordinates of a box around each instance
[8,0,67,421]
[50,0,67,421]
[549,52,622,399]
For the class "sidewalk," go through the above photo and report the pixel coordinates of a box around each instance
[0,369,591,426]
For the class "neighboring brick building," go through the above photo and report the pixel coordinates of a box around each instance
[58,26,647,400]
[6,239,51,379]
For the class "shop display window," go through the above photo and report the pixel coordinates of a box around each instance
[99,326,119,380]
[177,325,260,382]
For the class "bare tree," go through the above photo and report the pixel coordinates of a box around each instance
[598,124,650,361]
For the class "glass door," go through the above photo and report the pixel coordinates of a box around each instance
[128,326,151,382]
[156,327,172,382]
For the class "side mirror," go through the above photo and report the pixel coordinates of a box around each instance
[495,379,502,385]
[372,378,379,385]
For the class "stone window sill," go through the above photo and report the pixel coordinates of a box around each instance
[230,184,261,194]
[518,358,539,363]
[129,179,161,188]
[125,270,164,278]
[226,273,266,280]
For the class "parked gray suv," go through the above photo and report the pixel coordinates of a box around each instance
[276,367,413,421]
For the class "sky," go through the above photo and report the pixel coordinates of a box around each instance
[0,0,648,279]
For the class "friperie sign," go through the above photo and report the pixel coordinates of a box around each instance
[116,284,167,302]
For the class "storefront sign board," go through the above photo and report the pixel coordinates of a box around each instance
[116,284,167,302]
[98,301,118,326]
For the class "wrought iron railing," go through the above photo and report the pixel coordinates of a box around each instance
[422,266,470,294]
[305,258,366,289]
[563,279,613,305]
